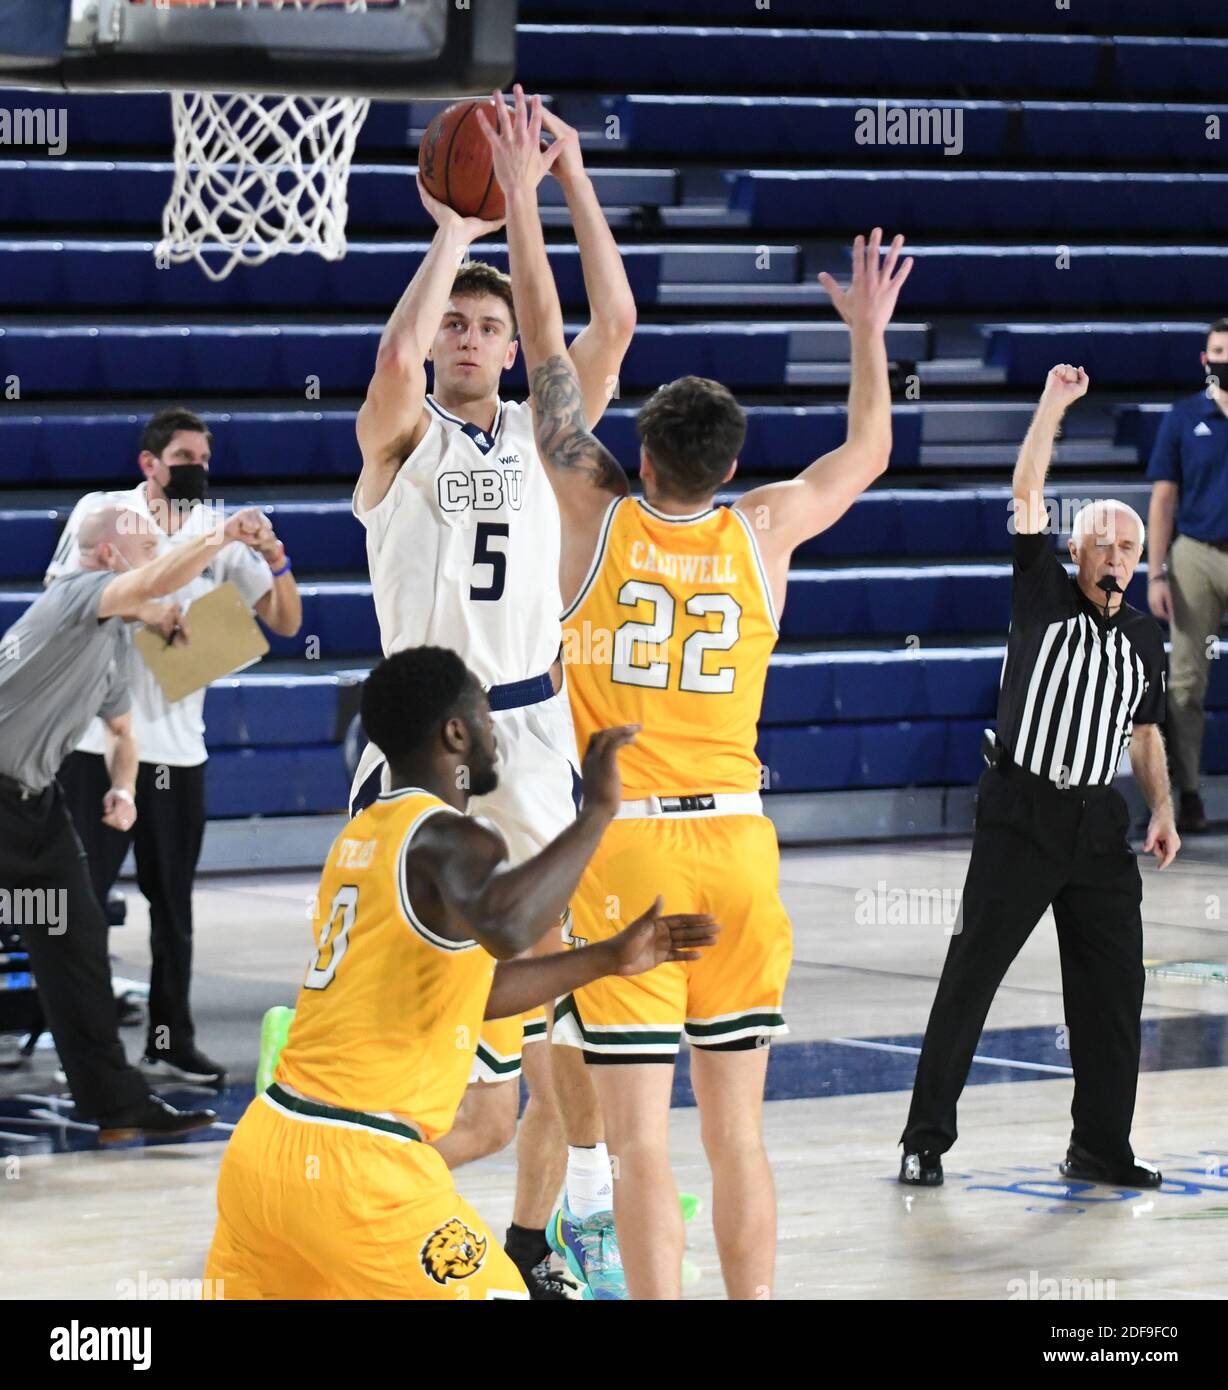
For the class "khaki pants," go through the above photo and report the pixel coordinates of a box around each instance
[1168,534,1228,792]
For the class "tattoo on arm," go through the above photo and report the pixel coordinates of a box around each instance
[529,354,629,496]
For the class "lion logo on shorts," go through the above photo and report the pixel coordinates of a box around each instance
[420,1217,488,1285]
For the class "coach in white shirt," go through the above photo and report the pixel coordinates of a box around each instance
[45,407,302,1086]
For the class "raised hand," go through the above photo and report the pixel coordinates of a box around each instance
[415,170,505,243]
[475,84,565,195]
[818,228,913,336]
[539,106,585,188]
[1041,362,1090,409]
[579,723,640,818]
[222,506,266,547]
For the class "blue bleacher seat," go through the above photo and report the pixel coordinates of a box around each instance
[0,240,662,309]
[516,27,1102,92]
[727,170,1228,234]
[3,4,1222,820]
[905,245,1228,310]
[983,322,1208,388]
[0,322,800,393]
[0,407,924,486]
[0,161,678,228]
[610,96,1010,159]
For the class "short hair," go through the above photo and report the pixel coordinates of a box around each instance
[360,647,481,763]
[450,261,517,336]
[1207,319,1228,343]
[1070,500,1145,551]
[141,407,212,459]
[635,376,748,503]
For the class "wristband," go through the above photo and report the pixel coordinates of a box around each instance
[270,554,292,578]
[110,788,135,806]
[1148,574,1169,585]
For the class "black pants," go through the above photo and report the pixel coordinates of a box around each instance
[58,751,206,1058]
[901,763,1145,1166]
[0,780,148,1121]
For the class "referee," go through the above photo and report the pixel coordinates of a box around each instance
[0,502,263,1141]
[899,365,1180,1190]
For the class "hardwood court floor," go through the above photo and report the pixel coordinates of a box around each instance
[2,831,1226,1300]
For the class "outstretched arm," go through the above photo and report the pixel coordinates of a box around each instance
[734,229,912,616]
[479,86,630,607]
[539,107,637,430]
[355,181,504,513]
[484,899,717,1018]
[405,725,638,960]
[1012,364,1089,535]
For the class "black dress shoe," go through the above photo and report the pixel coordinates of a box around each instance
[1059,1144,1162,1189]
[899,1150,944,1186]
[97,1095,218,1145]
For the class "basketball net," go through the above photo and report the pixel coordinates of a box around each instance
[155,3,377,281]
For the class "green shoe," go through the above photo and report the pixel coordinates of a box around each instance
[256,1006,295,1093]
[547,1200,627,1300]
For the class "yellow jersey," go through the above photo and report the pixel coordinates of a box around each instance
[276,788,495,1142]
[562,497,780,796]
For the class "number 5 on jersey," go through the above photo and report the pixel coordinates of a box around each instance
[471,522,509,601]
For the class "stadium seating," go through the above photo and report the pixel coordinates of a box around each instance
[2,7,1224,817]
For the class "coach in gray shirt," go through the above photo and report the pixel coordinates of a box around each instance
[0,501,263,1142]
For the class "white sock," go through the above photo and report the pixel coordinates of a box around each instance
[566,1143,614,1219]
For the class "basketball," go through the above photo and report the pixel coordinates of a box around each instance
[418,99,506,223]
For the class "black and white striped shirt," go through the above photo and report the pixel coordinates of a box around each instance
[997,533,1166,789]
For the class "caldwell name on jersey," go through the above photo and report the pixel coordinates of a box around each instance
[562,496,780,796]
[557,495,792,1061]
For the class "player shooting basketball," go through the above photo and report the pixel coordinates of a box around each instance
[482,84,912,1299]
[348,101,637,1297]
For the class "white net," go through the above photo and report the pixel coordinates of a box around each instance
[149,2,392,280]
[157,90,370,281]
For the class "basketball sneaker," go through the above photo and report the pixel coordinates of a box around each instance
[547,1199,627,1300]
[141,1047,227,1087]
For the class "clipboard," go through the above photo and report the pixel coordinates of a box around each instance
[133,580,269,703]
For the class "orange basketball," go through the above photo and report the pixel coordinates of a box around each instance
[418,100,505,223]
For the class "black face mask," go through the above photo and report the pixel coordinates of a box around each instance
[161,463,209,508]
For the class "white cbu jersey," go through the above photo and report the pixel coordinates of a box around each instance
[354,395,563,688]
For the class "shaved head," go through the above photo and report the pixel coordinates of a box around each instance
[77,505,160,574]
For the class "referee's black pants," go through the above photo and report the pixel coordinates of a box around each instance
[901,762,1145,1167]
[58,751,207,1060]
[0,779,148,1121]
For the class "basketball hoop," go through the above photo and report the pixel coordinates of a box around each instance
[155,3,376,281]
[159,87,370,280]
[0,0,516,279]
